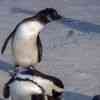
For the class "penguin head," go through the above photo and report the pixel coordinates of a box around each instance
[35,8,63,24]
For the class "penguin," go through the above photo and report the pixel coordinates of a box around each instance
[3,67,64,100]
[3,72,46,100]
[1,8,63,68]
[92,95,100,100]
[16,67,64,97]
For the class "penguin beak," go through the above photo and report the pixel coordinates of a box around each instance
[51,12,63,21]
[57,16,74,25]
[56,15,66,23]
[56,14,63,20]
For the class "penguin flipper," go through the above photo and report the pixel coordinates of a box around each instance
[3,76,15,98]
[3,83,10,98]
[1,32,14,54]
[37,35,43,62]
[31,95,44,100]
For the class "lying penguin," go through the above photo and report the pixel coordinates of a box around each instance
[1,8,63,68]
[3,67,64,100]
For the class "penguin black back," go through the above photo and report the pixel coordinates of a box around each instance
[20,67,64,89]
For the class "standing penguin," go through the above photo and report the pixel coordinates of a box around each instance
[3,67,64,100]
[1,8,63,68]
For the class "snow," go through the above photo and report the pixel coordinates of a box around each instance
[0,0,100,100]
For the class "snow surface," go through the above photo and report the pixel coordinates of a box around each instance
[0,0,100,100]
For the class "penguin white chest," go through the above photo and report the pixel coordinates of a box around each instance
[13,21,44,66]
[17,21,44,38]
